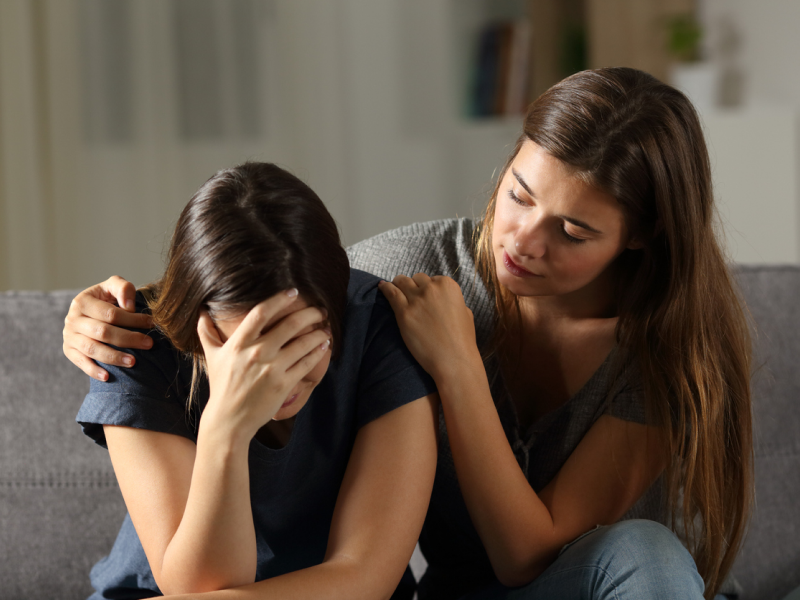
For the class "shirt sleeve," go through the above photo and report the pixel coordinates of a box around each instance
[355,292,437,428]
[602,362,648,425]
[75,297,200,448]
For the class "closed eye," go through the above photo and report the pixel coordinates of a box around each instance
[507,189,527,206]
[561,225,587,244]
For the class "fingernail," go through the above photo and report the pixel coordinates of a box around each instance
[125,299,135,310]
[123,356,134,366]
[321,340,330,351]
[323,327,332,336]
[98,371,108,381]
[143,337,153,348]
[286,288,298,297]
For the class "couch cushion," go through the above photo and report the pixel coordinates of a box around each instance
[732,266,800,600]
[0,291,127,599]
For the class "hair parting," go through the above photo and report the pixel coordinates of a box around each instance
[142,162,350,410]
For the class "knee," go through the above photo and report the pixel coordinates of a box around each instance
[578,520,705,597]
[593,520,692,567]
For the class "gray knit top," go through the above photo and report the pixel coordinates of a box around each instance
[347,218,666,599]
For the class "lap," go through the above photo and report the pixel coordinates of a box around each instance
[461,520,707,600]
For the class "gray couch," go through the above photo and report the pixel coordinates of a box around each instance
[1,265,799,599]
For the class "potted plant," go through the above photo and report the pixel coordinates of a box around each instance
[666,13,718,112]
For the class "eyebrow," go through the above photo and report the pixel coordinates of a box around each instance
[512,168,534,197]
[511,168,603,235]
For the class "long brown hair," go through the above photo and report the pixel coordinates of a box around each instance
[476,68,752,598]
[146,162,350,404]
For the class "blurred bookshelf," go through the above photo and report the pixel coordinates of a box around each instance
[457,0,586,122]
[457,0,697,123]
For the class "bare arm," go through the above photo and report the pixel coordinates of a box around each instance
[434,366,664,585]
[380,274,666,587]
[107,393,438,599]
[62,276,153,380]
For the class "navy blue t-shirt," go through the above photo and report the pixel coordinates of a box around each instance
[76,269,436,598]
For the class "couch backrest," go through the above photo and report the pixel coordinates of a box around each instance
[0,291,126,599]
[732,266,800,600]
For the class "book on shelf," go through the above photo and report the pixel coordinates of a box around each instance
[469,18,531,119]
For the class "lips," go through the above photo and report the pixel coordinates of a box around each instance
[281,393,299,409]
[502,250,541,278]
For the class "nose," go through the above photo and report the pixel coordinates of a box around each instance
[513,214,547,259]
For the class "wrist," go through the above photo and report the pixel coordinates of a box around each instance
[197,404,254,455]
[431,349,485,387]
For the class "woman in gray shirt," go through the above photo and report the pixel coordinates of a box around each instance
[63,68,752,600]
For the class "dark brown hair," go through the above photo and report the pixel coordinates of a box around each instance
[146,162,349,400]
[476,68,752,598]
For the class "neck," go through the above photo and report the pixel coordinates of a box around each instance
[514,267,620,326]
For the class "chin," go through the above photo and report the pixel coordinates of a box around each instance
[496,269,546,298]
[273,393,310,421]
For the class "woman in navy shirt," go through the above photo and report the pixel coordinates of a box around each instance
[74,162,438,598]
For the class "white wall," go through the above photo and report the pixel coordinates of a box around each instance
[698,0,800,264]
[0,0,523,291]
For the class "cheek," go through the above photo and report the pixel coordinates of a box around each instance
[554,244,621,282]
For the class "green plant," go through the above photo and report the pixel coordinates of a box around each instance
[665,14,703,63]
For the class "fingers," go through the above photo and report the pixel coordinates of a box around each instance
[378,280,409,314]
[232,289,303,345]
[280,327,331,369]
[64,333,143,370]
[100,275,138,312]
[411,272,432,286]
[63,344,110,381]
[69,311,154,349]
[73,293,153,331]
[387,273,433,296]
[284,335,331,382]
[197,312,224,354]
[260,305,328,350]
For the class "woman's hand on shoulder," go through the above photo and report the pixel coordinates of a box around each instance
[197,293,331,442]
[62,276,154,381]
[379,274,481,380]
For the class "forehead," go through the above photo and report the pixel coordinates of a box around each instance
[213,295,312,339]
[508,142,624,224]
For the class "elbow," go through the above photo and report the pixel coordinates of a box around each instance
[159,578,248,596]
[490,548,556,589]
[156,545,257,594]
[494,562,549,590]
[157,565,256,595]
[495,568,541,590]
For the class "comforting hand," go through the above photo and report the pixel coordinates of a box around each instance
[62,276,154,381]
[197,291,331,442]
[378,274,481,381]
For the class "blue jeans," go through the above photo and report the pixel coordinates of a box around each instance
[460,520,716,600]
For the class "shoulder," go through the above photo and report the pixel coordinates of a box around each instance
[95,291,189,392]
[601,350,648,425]
[346,218,479,281]
[347,219,495,346]
[341,268,400,344]
[76,291,197,447]
[332,268,437,427]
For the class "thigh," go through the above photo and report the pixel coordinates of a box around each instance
[462,520,706,600]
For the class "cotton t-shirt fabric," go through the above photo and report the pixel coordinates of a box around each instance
[76,268,436,599]
[347,218,666,600]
